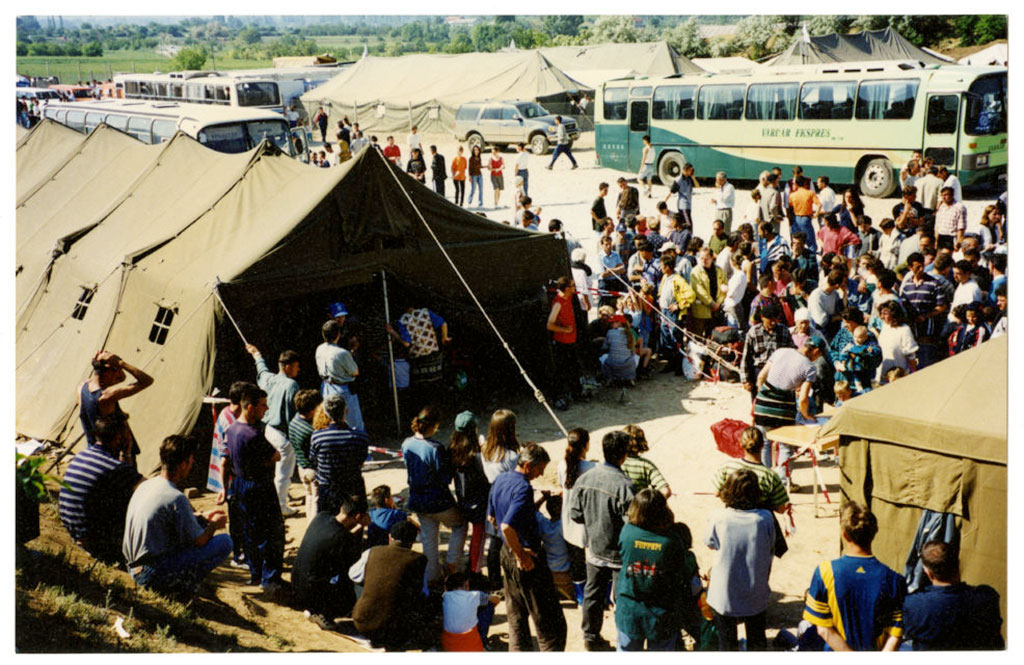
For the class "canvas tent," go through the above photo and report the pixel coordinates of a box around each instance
[539,41,705,88]
[960,42,1008,67]
[16,121,569,473]
[299,50,591,134]
[818,335,1007,629]
[766,27,948,67]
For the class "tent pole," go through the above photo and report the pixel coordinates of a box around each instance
[380,269,403,437]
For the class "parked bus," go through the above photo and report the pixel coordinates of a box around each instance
[595,61,1007,197]
[113,72,284,113]
[41,99,303,158]
[49,84,94,100]
[219,66,344,108]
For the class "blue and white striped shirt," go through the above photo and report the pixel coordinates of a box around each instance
[58,444,140,560]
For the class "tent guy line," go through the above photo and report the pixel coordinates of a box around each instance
[376,147,570,438]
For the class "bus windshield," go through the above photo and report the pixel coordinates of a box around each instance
[196,123,251,153]
[965,74,1006,136]
[235,81,280,107]
[246,119,294,155]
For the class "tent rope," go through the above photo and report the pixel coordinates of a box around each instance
[608,271,742,374]
[211,280,250,347]
[378,151,569,438]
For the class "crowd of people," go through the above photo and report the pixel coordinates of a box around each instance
[50,140,1007,651]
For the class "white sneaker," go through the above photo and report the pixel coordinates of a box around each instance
[281,505,298,517]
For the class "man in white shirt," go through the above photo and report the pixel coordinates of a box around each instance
[407,125,421,155]
[715,232,738,281]
[807,270,844,338]
[350,130,368,154]
[936,166,963,203]
[917,166,944,212]
[710,171,736,233]
[514,143,531,197]
[948,259,983,325]
[815,176,837,219]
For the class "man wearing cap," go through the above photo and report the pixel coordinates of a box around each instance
[627,238,660,289]
[245,344,301,516]
[741,303,794,401]
[316,320,364,433]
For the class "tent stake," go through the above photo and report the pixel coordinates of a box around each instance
[380,269,403,437]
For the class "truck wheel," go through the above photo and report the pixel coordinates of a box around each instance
[467,133,484,152]
[859,157,896,198]
[658,151,686,186]
[530,134,549,155]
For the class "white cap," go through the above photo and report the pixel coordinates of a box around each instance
[660,242,678,253]
[794,307,811,322]
[570,248,587,262]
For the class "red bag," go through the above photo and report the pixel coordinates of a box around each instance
[711,418,751,460]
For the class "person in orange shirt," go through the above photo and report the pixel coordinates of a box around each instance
[451,146,468,206]
[789,176,821,254]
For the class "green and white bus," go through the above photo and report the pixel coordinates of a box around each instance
[595,61,1006,197]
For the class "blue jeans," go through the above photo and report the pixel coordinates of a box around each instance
[469,175,484,206]
[234,478,285,587]
[477,601,496,643]
[758,425,794,477]
[792,215,817,252]
[617,631,677,651]
[516,168,529,197]
[548,143,577,168]
[321,381,364,432]
[131,534,232,595]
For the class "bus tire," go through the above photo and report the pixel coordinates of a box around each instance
[658,151,686,185]
[467,133,484,152]
[529,133,549,155]
[859,157,896,198]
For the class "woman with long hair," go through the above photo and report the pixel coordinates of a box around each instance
[480,408,521,589]
[449,425,490,576]
[837,188,865,233]
[468,144,484,207]
[400,405,468,585]
[556,427,594,605]
[876,300,919,381]
[978,204,1001,252]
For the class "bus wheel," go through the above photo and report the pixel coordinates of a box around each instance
[658,152,686,185]
[859,158,896,198]
[530,134,549,155]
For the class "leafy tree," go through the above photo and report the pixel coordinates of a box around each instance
[16,42,28,56]
[542,15,583,37]
[589,15,640,43]
[84,40,104,57]
[805,15,843,36]
[172,47,208,71]
[732,15,781,59]
[237,26,262,45]
[64,41,83,56]
[447,31,473,54]
[975,15,1007,43]
[666,17,709,58]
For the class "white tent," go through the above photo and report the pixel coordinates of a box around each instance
[959,43,1008,67]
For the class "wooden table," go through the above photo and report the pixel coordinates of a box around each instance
[766,424,840,517]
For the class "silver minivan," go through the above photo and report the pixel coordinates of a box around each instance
[454,100,580,155]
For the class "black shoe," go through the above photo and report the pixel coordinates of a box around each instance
[308,613,335,631]
[584,638,614,651]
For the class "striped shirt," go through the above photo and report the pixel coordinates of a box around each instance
[207,406,236,492]
[288,414,315,470]
[621,455,669,492]
[900,273,948,338]
[58,445,141,561]
[711,458,789,509]
[310,423,369,512]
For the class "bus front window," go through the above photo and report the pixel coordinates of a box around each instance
[965,74,1006,136]
[246,120,293,155]
[236,82,280,108]
[197,123,250,154]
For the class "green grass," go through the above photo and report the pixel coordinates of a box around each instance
[16,49,274,83]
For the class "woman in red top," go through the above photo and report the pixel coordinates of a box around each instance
[546,276,579,410]
[451,146,468,206]
[468,145,484,208]
[487,146,504,209]
[817,212,861,265]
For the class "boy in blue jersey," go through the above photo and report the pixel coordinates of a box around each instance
[802,502,906,651]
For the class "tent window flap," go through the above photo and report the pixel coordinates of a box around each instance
[148,305,177,345]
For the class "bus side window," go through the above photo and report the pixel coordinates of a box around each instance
[105,114,128,131]
[152,119,177,143]
[697,84,745,120]
[172,84,184,98]
[603,88,628,121]
[856,81,919,120]
[926,95,958,134]
[652,85,695,121]
[745,83,798,120]
[84,112,105,133]
[799,81,856,120]
[127,116,154,143]
[66,110,86,132]
[216,85,230,102]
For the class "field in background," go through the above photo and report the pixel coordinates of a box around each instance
[16,51,274,83]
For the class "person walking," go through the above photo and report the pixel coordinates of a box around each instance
[468,145,484,208]
[545,116,577,170]
[637,135,655,198]
[514,142,531,197]
[451,146,467,205]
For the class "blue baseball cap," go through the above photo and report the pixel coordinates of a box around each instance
[328,302,348,318]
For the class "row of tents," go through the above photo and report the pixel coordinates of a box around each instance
[15,119,569,474]
[299,28,971,133]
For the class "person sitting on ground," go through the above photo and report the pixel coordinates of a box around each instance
[122,434,232,598]
[293,493,371,630]
[79,350,154,469]
[366,484,411,549]
[705,468,777,651]
[58,414,142,565]
[441,570,502,652]
[803,501,906,651]
[901,540,1003,650]
[350,520,432,650]
[621,424,671,498]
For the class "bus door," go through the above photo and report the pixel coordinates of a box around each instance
[627,100,650,172]
[922,93,960,173]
